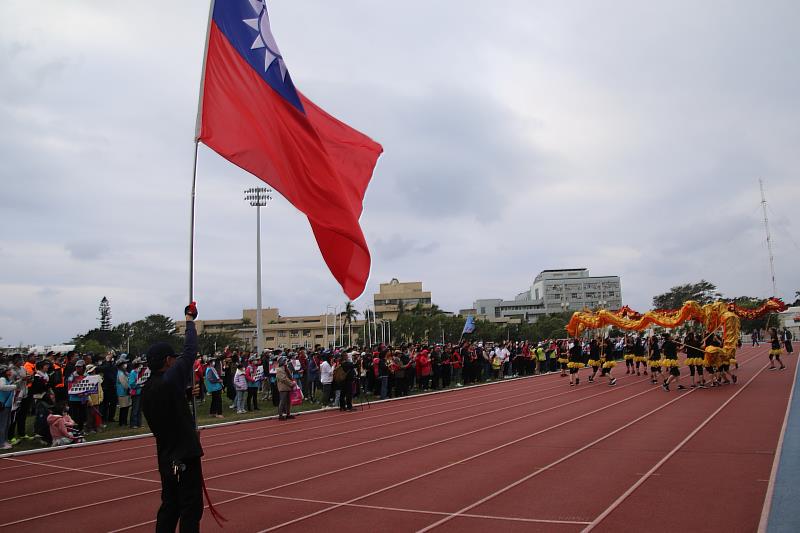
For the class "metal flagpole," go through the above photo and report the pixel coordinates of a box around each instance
[187,0,216,428]
[372,309,378,344]
[367,308,372,346]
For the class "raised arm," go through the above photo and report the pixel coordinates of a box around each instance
[164,306,199,391]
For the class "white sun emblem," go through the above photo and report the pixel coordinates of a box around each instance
[243,0,288,81]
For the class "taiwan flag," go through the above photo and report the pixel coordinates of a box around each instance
[197,0,383,299]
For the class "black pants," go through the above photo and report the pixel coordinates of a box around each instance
[8,396,32,439]
[156,456,203,533]
[270,381,279,407]
[246,388,258,411]
[119,406,129,426]
[418,376,430,390]
[339,381,353,410]
[278,391,291,418]
[69,401,87,431]
[441,366,451,388]
[209,390,222,415]
[101,387,117,422]
[321,383,333,405]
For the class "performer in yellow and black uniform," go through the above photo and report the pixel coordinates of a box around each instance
[683,332,706,388]
[768,327,786,371]
[633,336,647,376]
[647,335,662,384]
[661,332,685,392]
[567,339,584,386]
[599,336,617,386]
[587,337,602,383]
[557,340,569,377]
[703,334,722,387]
[623,335,635,374]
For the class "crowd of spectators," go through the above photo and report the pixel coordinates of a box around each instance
[0,339,582,449]
[10,329,786,450]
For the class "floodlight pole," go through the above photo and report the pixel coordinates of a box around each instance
[244,187,272,356]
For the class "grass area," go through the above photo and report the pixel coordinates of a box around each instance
[4,374,548,454]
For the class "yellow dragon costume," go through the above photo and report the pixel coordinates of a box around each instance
[565,298,787,368]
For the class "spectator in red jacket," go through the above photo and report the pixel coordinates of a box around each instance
[416,350,432,390]
[451,349,463,387]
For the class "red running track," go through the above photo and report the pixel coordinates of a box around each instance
[0,345,794,532]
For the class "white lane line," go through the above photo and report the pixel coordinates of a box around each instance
[0,371,542,467]
[758,359,799,532]
[1,377,563,484]
[583,362,770,532]
[0,371,554,463]
[255,383,659,532]
[0,376,637,525]
[181,486,594,526]
[111,379,651,532]
[417,388,697,531]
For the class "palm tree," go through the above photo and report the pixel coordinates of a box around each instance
[341,301,359,345]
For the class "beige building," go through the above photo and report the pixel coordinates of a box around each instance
[374,279,432,320]
[177,308,366,351]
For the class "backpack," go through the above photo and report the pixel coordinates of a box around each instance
[333,365,346,384]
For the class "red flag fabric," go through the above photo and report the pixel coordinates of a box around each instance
[197,1,382,299]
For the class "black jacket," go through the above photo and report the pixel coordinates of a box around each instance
[142,322,202,465]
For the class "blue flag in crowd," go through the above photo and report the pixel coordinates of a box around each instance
[462,316,476,335]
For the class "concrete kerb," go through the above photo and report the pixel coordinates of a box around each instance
[0,370,557,460]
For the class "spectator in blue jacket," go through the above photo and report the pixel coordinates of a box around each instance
[116,359,130,426]
[204,358,224,418]
[128,359,144,429]
[0,365,17,449]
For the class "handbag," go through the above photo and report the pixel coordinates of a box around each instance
[290,386,304,406]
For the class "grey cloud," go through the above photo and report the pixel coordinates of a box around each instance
[372,235,439,262]
[65,242,109,261]
[1,0,798,344]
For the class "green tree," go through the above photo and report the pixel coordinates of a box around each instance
[341,301,359,325]
[198,331,243,355]
[72,327,121,353]
[78,339,108,355]
[793,291,800,307]
[652,280,721,310]
[127,314,180,356]
[112,322,134,352]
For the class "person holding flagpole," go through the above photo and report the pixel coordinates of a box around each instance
[142,303,204,532]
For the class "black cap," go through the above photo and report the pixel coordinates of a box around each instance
[147,342,176,371]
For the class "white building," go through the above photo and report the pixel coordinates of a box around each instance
[473,268,622,323]
[779,306,800,340]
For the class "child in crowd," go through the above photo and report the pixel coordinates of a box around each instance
[48,402,84,446]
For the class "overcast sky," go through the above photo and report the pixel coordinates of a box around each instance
[2,0,799,346]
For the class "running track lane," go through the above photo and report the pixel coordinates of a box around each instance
[0,370,612,502]
[0,369,624,527]
[0,347,791,532]
[255,349,771,532]
[0,377,559,493]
